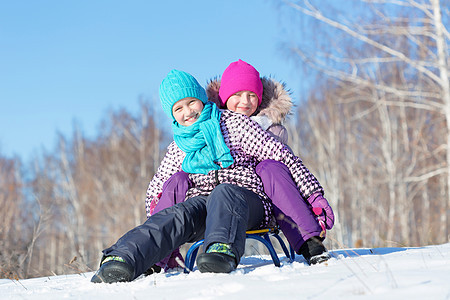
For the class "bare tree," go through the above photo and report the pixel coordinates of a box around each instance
[0,156,25,278]
[281,0,449,246]
[18,99,169,278]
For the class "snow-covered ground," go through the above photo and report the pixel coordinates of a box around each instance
[2,243,449,300]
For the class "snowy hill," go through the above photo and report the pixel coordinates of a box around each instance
[2,243,449,300]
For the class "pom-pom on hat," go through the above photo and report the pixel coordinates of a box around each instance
[159,69,208,119]
[219,59,263,106]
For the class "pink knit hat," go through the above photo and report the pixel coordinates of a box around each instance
[219,59,263,106]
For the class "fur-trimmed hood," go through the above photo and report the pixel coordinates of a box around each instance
[206,76,293,124]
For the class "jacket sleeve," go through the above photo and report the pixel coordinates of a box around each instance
[266,124,288,145]
[230,113,324,199]
[145,141,185,218]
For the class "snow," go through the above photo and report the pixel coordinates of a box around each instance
[2,243,450,300]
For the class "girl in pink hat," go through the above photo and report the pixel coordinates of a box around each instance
[147,60,334,273]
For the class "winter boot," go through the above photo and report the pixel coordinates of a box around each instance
[91,256,134,283]
[298,237,331,265]
[143,264,162,276]
[197,243,237,273]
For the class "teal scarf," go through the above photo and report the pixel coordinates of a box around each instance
[172,102,234,175]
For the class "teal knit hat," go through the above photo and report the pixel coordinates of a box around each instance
[159,69,208,119]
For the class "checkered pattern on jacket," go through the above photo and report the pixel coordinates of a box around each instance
[145,110,324,227]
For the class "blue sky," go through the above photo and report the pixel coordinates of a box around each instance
[0,0,307,162]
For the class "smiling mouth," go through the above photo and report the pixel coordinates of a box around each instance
[185,113,199,122]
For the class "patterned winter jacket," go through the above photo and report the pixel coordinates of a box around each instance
[145,109,324,228]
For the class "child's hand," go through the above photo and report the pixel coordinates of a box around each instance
[307,193,335,230]
[148,193,162,216]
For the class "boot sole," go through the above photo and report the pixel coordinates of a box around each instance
[197,253,237,273]
[309,252,331,265]
[91,262,134,283]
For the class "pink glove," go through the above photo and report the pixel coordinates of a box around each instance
[307,193,335,231]
[147,192,162,217]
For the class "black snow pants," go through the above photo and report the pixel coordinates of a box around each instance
[102,183,265,279]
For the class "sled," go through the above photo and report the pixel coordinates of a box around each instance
[184,227,295,273]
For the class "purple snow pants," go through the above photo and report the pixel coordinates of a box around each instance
[152,171,192,215]
[255,160,322,252]
[153,160,322,253]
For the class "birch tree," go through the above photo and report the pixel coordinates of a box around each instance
[24,99,168,277]
[281,0,449,246]
[0,156,25,278]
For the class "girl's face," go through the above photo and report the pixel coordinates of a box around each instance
[225,91,259,116]
[172,97,204,126]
